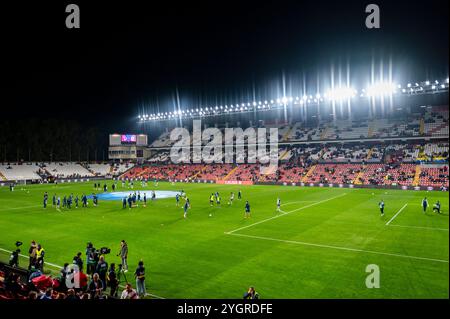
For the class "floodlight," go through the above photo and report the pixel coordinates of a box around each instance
[326,87,356,100]
[365,82,396,97]
[425,81,430,85]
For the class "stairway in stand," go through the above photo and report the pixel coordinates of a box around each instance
[301,165,316,183]
[353,166,366,185]
[412,165,421,186]
[223,166,239,181]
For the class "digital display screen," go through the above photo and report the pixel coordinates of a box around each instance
[121,134,137,143]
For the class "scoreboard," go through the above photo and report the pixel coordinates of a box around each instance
[109,134,147,146]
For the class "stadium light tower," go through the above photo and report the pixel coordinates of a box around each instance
[366,82,397,97]
[326,87,357,101]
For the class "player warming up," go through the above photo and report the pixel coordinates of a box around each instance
[422,197,428,214]
[276,197,281,212]
[183,197,190,219]
[244,201,251,218]
[379,200,385,216]
[229,192,234,205]
[433,200,441,214]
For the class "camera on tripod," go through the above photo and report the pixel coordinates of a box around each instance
[86,242,111,256]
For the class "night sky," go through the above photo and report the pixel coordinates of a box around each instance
[3,0,449,131]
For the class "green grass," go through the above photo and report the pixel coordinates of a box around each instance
[0,181,448,298]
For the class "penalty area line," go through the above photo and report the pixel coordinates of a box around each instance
[226,233,449,264]
[0,205,42,212]
[386,203,408,226]
[388,224,449,232]
[225,193,348,235]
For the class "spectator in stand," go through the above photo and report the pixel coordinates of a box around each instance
[88,273,104,299]
[243,286,259,299]
[66,289,79,300]
[28,291,38,300]
[120,283,139,299]
[40,288,53,300]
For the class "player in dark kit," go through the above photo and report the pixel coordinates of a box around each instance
[379,200,385,216]
[422,197,429,214]
[244,201,251,218]
[433,201,441,214]
[238,190,242,200]
[82,194,88,207]
[176,193,180,207]
[43,192,48,208]
[184,198,190,218]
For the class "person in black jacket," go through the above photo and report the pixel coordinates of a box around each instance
[107,263,119,297]
[72,252,83,272]
[88,273,104,299]
[243,286,259,299]
[95,255,108,287]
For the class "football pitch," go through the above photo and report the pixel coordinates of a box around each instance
[0,181,448,299]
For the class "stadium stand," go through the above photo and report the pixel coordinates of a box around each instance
[41,162,94,179]
[0,163,41,181]
[87,163,113,177]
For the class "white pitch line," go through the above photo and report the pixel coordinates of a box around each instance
[225,193,347,234]
[280,200,316,207]
[227,233,449,264]
[0,247,165,299]
[386,203,408,226]
[0,205,42,212]
[388,224,449,232]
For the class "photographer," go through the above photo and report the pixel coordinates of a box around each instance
[107,263,119,297]
[86,243,97,275]
[118,240,128,272]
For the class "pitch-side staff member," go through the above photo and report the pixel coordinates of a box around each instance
[118,240,128,272]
